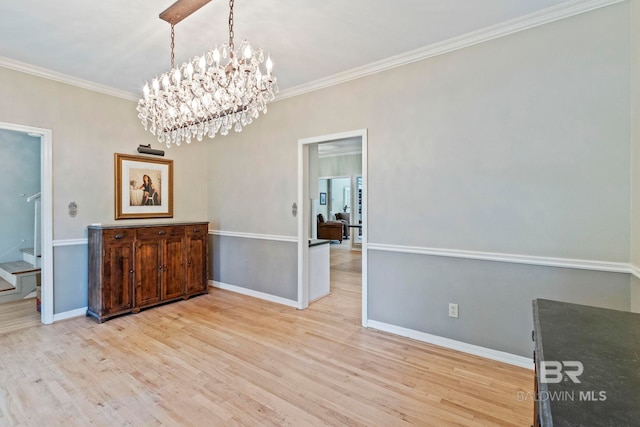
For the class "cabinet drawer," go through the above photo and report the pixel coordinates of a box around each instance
[136,226,184,240]
[186,224,207,236]
[102,228,135,243]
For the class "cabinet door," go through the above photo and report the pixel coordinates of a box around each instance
[186,227,208,295]
[135,239,162,307]
[162,235,186,300]
[103,241,134,314]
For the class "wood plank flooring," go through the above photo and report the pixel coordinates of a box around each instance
[0,248,534,426]
[0,298,40,335]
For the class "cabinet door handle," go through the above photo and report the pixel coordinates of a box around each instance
[193,229,200,233]
[531,330,535,342]
[158,265,163,271]
[158,230,166,235]
[129,270,134,274]
[115,234,124,239]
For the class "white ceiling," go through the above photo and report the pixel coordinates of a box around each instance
[0,0,586,98]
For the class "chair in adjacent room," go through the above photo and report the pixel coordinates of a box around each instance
[317,214,343,242]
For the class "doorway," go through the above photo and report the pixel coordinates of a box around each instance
[297,129,368,327]
[0,122,53,326]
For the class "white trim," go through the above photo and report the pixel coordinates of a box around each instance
[210,280,298,308]
[277,0,624,101]
[0,56,137,101]
[361,133,368,327]
[209,230,296,243]
[53,238,88,247]
[0,122,54,325]
[368,243,631,274]
[53,307,88,322]
[631,265,640,280]
[297,129,368,322]
[367,320,533,370]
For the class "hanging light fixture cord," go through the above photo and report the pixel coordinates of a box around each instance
[228,0,234,52]
[170,24,176,69]
[137,0,278,147]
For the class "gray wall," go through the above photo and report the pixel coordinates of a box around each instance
[369,251,630,356]
[207,3,634,357]
[0,67,209,313]
[0,129,40,262]
[211,235,297,301]
[53,245,88,313]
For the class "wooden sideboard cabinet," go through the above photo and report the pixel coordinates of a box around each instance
[88,222,209,322]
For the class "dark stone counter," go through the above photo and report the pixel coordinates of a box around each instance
[533,299,640,426]
[309,239,330,247]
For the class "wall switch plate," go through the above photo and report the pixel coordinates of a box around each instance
[448,303,459,318]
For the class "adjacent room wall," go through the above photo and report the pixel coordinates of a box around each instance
[0,129,40,263]
[0,67,209,313]
[318,153,362,177]
[207,3,631,357]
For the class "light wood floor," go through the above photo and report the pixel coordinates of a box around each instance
[0,248,534,426]
[0,297,41,335]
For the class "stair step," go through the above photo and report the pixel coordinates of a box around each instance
[0,276,15,293]
[0,261,40,275]
[20,248,41,258]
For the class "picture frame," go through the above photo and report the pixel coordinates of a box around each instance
[319,192,326,205]
[114,153,173,219]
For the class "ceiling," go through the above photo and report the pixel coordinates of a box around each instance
[0,0,584,99]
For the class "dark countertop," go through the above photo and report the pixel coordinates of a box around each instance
[309,239,330,247]
[533,299,640,426]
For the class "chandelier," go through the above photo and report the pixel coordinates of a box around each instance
[136,0,278,147]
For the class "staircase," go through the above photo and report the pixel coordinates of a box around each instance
[0,249,41,304]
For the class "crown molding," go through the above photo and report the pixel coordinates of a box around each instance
[0,0,623,103]
[0,55,138,101]
[276,0,624,101]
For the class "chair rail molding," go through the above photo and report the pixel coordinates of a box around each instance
[53,238,89,247]
[368,243,631,275]
[208,229,297,243]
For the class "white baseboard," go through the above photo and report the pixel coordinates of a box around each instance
[366,320,533,369]
[53,306,87,322]
[210,280,298,308]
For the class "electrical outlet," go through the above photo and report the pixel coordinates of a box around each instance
[448,303,459,318]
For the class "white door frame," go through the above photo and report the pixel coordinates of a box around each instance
[0,121,53,324]
[297,129,368,326]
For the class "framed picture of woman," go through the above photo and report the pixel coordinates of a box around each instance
[114,153,173,219]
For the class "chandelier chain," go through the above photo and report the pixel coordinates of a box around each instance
[137,0,278,147]
[170,24,175,69]
[228,0,234,52]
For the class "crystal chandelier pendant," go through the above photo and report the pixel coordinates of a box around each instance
[136,0,278,148]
